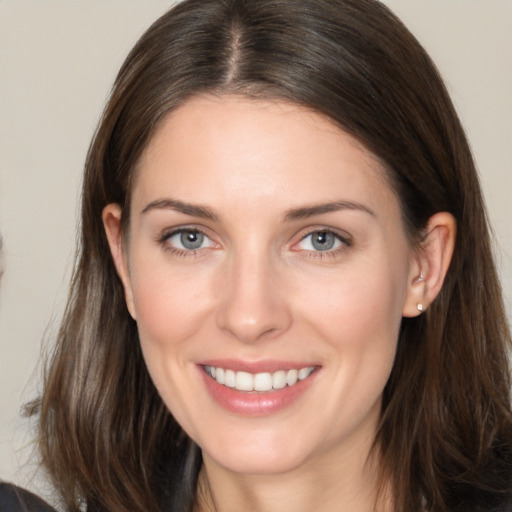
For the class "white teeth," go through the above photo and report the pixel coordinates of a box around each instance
[298,367,314,380]
[235,371,254,391]
[286,369,298,386]
[272,370,287,390]
[205,365,315,391]
[215,367,225,385]
[225,369,236,388]
[254,372,273,392]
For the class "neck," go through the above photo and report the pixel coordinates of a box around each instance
[194,443,392,512]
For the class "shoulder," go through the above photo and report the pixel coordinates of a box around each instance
[0,483,57,512]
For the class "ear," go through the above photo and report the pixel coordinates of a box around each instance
[402,212,456,317]
[102,203,136,319]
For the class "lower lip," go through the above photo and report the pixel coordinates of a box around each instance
[200,368,317,417]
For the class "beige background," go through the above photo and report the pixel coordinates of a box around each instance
[0,0,511,497]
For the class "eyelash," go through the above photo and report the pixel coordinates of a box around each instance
[157,227,214,257]
[294,229,352,259]
[156,227,352,259]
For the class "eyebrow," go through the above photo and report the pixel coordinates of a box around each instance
[283,201,376,221]
[141,198,220,221]
[141,198,375,222]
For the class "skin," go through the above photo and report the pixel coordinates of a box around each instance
[103,95,455,512]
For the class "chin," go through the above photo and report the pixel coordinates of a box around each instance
[200,428,318,476]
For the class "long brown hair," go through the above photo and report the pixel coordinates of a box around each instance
[35,1,512,511]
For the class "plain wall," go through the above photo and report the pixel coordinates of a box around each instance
[1,0,511,498]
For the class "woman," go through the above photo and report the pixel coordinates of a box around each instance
[9,0,512,510]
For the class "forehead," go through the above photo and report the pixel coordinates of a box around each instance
[132,94,398,219]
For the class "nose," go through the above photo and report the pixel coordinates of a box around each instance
[215,248,292,344]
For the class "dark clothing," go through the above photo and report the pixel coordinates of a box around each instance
[0,483,56,512]
[1,481,512,511]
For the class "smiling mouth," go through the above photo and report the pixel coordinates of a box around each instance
[203,365,316,392]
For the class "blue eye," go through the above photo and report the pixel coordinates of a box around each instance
[298,231,345,252]
[165,229,213,251]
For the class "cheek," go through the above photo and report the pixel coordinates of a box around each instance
[302,258,407,340]
[298,258,407,390]
[131,262,212,350]
[128,264,214,433]
[127,264,215,419]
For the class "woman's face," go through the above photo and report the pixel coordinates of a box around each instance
[107,95,422,477]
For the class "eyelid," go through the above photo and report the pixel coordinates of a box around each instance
[155,224,352,258]
[157,225,218,254]
[291,226,353,253]
[159,225,208,239]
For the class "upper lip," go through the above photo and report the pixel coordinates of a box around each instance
[198,359,320,374]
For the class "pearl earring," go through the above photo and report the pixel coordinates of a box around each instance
[417,303,424,312]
